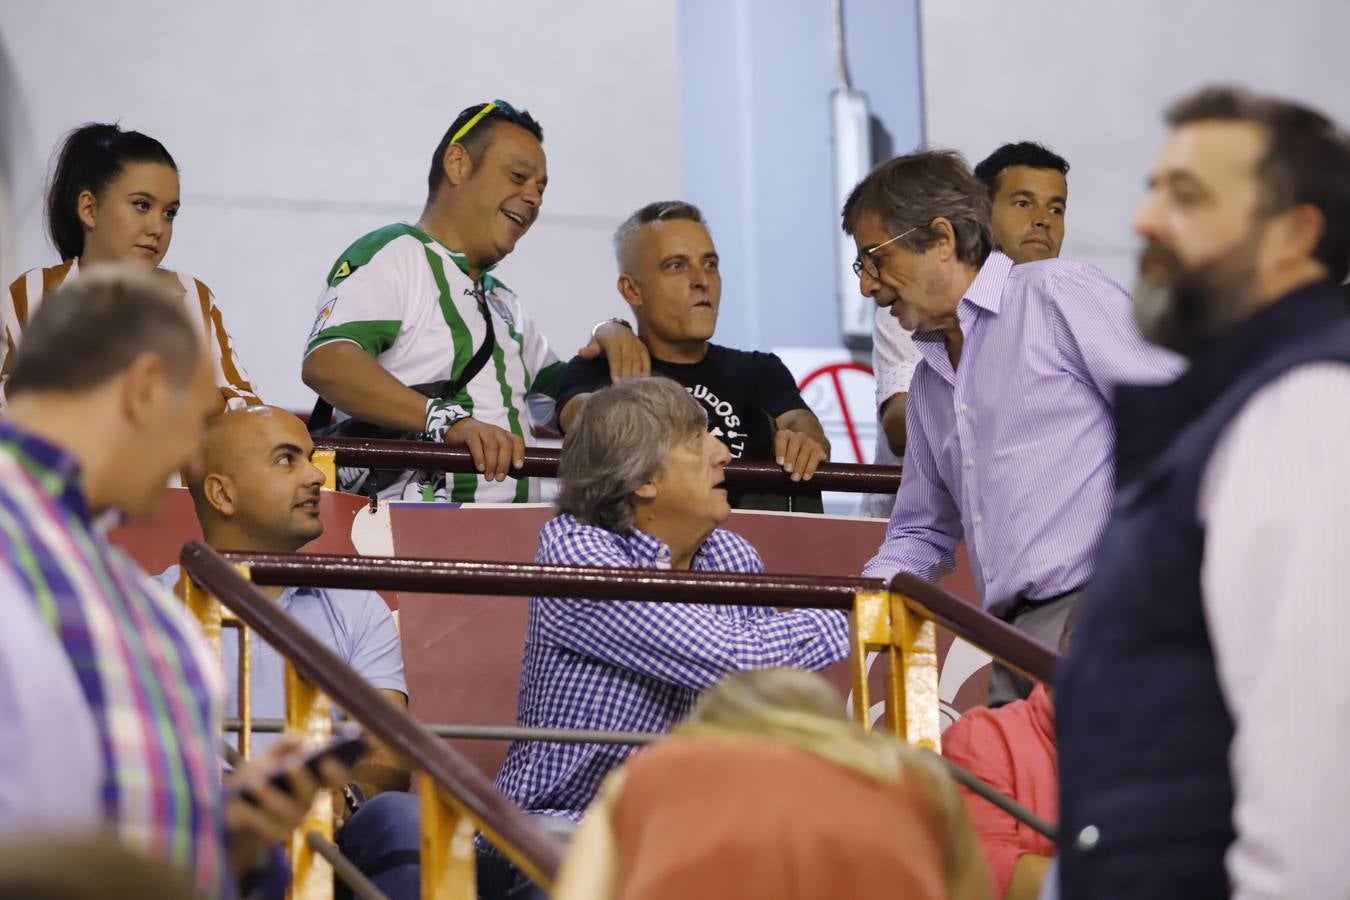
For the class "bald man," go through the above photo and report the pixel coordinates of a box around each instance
[158,407,421,900]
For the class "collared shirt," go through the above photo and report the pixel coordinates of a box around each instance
[494,514,850,819]
[0,421,227,897]
[863,252,1181,614]
[942,683,1057,897]
[1199,362,1350,899]
[159,566,405,753]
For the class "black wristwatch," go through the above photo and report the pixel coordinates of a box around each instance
[342,782,366,816]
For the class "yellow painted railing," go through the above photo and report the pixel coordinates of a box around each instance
[180,544,566,900]
[181,544,1059,899]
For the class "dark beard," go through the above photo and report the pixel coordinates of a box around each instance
[1133,236,1261,356]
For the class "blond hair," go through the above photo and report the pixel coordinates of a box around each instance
[675,668,918,784]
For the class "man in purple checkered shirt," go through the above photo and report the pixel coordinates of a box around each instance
[483,377,848,896]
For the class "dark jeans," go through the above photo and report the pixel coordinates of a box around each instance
[335,791,421,900]
[476,815,575,900]
[476,843,548,900]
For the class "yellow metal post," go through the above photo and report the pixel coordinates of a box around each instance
[313,448,337,491]
[850,589,942,748]
[285,662,334,900]
[890,595,941,752]
[850,591,892,731]
[421,789,477,900]
[236,617,253,760]
[231,564,254,761]
[181,570,222,657]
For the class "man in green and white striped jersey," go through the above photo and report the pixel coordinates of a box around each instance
[302,100,650,503]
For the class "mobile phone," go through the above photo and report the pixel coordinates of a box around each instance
[234,724,371,804]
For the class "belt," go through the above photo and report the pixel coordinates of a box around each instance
[1000,584,1084,624]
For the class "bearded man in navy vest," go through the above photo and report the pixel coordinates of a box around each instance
[1056,86,1350,898]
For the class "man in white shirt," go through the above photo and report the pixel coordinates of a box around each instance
[302,100,648,503]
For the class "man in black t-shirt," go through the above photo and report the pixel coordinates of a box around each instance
[557,201,829,507]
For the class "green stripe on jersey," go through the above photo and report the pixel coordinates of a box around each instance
[488,332,530,502]
[306,320,401,357]
[531,360,565,400]
[422,247,482,502]
[326,223,422,285]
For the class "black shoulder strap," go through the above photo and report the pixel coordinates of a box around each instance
[308,289,497,431]
[440,290,496,402]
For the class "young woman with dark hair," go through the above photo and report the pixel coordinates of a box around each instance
[1,123,259,410]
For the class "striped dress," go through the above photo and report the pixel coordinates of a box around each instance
[0,421,228,897]
[2,258,262,409]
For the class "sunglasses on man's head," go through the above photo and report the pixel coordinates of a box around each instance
[450,99,520,145]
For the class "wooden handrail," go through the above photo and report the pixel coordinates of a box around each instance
[312,436,903,495]
[220,551,1058,682]
[180,542,565,887]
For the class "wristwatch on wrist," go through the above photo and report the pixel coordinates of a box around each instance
[591,317,634,340]
[424,399,471,441]
[342,782,366,817]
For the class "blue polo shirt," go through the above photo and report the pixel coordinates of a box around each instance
[159,565,405,751]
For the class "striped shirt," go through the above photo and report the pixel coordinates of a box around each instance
[304,223,564,503]
[863,252,1181,614]
[0,421,227,897]
[2,259,262,410]
[1199,363,1350,899]
[494,515,850,819]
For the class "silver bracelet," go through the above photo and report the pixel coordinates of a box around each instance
[591,317,634,340]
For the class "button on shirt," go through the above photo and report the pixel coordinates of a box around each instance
[495,515,850,819]
[863,252,1181,614]
[159,565,405,752]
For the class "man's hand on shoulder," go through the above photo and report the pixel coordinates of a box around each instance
[443,417,525,482]
[576,319,651,383]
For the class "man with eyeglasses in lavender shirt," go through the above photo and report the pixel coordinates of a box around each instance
[843,150,1181,706]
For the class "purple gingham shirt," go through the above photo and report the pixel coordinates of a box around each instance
[863,252,1182,615]
[494,514,849,819]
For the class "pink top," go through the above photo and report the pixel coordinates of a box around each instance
[942,683,1058,897]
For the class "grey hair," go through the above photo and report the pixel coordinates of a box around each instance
[556,377,708,533]
[612,200,707,271]
[841,149,994,268]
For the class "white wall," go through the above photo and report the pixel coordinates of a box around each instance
[920,0,1350,288]
[0,1,682,408]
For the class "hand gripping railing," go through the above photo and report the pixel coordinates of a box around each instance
[178,543,564,900]
[215,550,1058,750]
[309,436,903,495]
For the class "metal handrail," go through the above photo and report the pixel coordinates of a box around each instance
[312,436,903,495]
[229,718,1057,841]
[222,551,1057,684]
[180,542,565,892]
[195,543,1063,888]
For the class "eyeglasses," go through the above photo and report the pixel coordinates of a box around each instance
[449,99,520,145]
[852,224,920,279]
